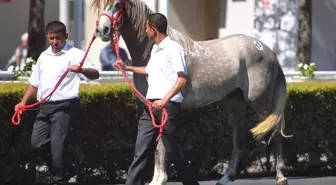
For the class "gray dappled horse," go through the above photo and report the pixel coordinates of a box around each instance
[92,0,292,185]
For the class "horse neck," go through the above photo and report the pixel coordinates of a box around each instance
[119,24,151,95]
[119,0,153,67]
[116,0,154,95]
[117,0,197,95]
[119,0,197,63]
[119,24,152,67]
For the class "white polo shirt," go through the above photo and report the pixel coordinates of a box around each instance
[145,36,187,103]
[29,43,96,102]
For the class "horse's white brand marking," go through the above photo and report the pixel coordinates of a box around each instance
[253,41,263,51]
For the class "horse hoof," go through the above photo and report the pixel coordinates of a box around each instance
[149,178,167,185]
[216,175,234,185]
[276,178,289,185]
[148,180,157,185]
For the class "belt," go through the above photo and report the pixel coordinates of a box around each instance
[41,97,79,105]
[148,99,181,105]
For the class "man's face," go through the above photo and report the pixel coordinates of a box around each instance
[22,39,28,46]
[46,31,67,53]
[145,20,155,40]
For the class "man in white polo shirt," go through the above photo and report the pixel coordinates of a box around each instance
[114,13,199,185]
[14,21,99,185]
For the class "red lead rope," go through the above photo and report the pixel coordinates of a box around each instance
[11,34,97,126]
[98,3,168,141]
[113,31,168,142]
[11,5,167,142]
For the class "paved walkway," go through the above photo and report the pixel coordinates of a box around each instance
[151,177,336,185]
[38,176,334,185]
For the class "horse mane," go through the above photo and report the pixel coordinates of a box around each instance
[167,27,197,53]
[126,0,196,53]
[90,0,116,12]
[90,0,199,60]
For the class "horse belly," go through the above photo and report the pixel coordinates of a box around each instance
[181,63,242,109]
[179,40,251,109]
[181,80,239,109]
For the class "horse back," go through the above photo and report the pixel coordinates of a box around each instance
[181,34,280,109]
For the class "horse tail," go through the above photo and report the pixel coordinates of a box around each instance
[250,62,292,141]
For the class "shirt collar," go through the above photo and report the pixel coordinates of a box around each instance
[153,36,170,51]
[46,43,72,55]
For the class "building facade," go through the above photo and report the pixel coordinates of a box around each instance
[83,0,258,71]
[0,0,335,72]
[83,0,301,72]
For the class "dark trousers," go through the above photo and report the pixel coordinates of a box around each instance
[125,100,199,185]
[30,98,79,184]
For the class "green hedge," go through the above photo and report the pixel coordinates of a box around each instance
[1,82,336,184]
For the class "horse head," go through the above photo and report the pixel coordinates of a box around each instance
[94,0,125,42]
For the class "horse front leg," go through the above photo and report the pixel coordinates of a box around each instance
[149,146,160,185]
[274,117,289,185]
[149,139,168,185]
[217,109,245,185]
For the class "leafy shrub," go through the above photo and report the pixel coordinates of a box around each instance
[1,82,336,184]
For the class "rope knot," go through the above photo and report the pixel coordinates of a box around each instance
[12,107,26,126]
[11,34,97,126]
[109,10,169,143]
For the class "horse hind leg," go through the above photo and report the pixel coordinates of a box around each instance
[217,100,247,185]
[149,139,168,185]
[274,116,289,185]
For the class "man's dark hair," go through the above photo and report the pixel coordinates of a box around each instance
[146,13,168,34]
[46,21,67,36]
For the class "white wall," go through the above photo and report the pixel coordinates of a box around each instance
[311,0,336,71]
[168,0,206,40]
[254,0,299,72]
[219,0,255,37]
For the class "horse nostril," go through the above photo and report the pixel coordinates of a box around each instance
[96,28,99,34]
[103,26,109,35]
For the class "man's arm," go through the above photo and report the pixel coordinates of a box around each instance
[125,65,147,75]
[162,72,187,103]
[113,60,147,75]
[16,56,41,107]
[15,85,37,110]
[151,72,187,109]
[80,68,99,80]
[163,46,188,103]
[21,85,38,104]
[73,51,100,80]
[152,46,188,109]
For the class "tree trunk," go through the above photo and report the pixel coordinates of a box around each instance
[296,0,312,66]
[27,0,46,61]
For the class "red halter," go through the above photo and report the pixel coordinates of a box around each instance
[96,0,125,30]
[12,0,168,142]
[98,0,169,142]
